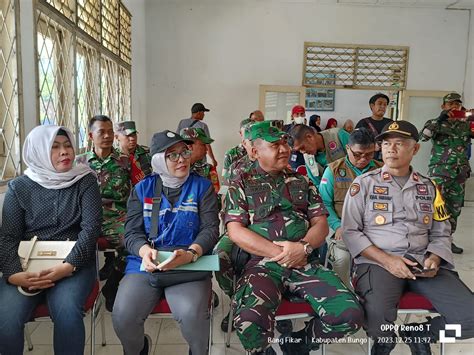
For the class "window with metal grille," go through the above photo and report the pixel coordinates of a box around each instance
[0,0,22,182]
[303,42,409,91]
[35,0,132,155]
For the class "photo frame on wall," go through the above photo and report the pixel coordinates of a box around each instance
[304,72,336,111]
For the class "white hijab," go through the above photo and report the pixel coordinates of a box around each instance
[23,125,93,189]
[151,152,189,189]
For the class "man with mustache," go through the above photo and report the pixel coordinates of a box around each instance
[225,121,363,355]
[76,115,132,310]
[342,121,474,355]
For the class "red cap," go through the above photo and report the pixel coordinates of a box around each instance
[291,105,305,116]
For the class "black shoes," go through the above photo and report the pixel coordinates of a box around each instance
[251,347,276,355]
[220,311,236,332]
[371,340,396,355]
[279,329,319,355]
[451,243,464,254]
[399,322,433,355]
[275,319,293,335]
[139,334,152,355]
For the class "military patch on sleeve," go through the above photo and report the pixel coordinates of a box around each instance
[373,202,388,211]
[373,186,388,195]
[349,183,360,197]
[338,168,346,177]
[433,185,450,221]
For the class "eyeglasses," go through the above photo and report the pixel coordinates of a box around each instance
[166,149,192,162]
[348,146,375,160]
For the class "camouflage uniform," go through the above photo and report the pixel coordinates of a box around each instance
[224,122,363,353]
[420,112,471,233]
[180,127,220,193]
[129,144,152,186]
[76,149,131,248]
[222,144,247,183]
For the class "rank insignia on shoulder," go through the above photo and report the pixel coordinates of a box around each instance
[382,172,391,181]
[350,183,360,196]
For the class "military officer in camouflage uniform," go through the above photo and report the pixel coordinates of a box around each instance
[76,115,132,310]
[225,121,363,355]
[221,118,253,186]
[115,120,152,186]
[420,92,472,254]
[319,128,382,287]
[342,121,474,355]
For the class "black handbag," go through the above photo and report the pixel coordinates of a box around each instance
[147,176,210,288]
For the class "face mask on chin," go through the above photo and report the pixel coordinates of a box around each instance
[294,117,306,125]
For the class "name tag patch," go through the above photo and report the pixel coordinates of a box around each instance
[419,203,432,213]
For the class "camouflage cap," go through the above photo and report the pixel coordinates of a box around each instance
[115,121,137,136]
[376,120,419,142]
[240,118,252,129]
[179,127,214,144]
[243,120,287,142]
[443,92,462,104]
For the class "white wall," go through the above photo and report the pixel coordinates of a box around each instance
[134,0,471,169]
[463,10,473,107]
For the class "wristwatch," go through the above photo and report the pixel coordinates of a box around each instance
[299,241,314,256]
[186,248,199,263]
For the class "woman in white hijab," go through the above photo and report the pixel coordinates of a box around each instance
[0,125,102,355]
[113,130,220,355]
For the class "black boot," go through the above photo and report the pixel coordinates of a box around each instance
[451,243,463,254]
[279,328,319,355]
[275,319,293,335]
[371,340,396,355]
[99,252,115,281]
[139,334,151,355]
[399,322,433,355]
[250,346,276,355]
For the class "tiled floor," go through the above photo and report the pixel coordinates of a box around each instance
[24,207,474,354]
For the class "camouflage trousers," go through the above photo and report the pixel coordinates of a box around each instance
[233,260,364,352]
[431,170,468,234]
[102,210,127,249]
[214,235,234,297]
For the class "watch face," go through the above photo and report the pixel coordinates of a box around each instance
[305,244,314,255]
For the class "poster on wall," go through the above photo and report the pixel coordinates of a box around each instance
[304,73,335,111]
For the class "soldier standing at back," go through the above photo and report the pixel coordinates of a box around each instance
[115,121,152,186]
[420,92,472,254]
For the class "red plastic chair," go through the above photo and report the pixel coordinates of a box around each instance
[25,281,102,355]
